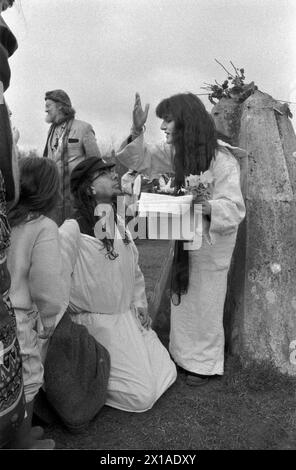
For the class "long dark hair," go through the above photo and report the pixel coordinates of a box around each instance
[156,93,218,189]
[8,157,60,227]
[1,1,15,12]
[71,166,130,260]
[156,93,219,305]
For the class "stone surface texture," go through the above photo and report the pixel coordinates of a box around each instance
[212,89,296,375]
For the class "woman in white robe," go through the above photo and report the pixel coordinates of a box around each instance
[59,157,177,412]
[116,93,246,385]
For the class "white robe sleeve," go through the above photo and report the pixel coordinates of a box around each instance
[130,240,148,310]
[59,219,81,274]
[29,220,65,333]
[117,133,173,179]
[208,148,246,243]
[58,219,81,305]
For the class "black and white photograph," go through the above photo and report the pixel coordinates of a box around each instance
[1,0,296,456]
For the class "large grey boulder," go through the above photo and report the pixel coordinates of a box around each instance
[212,89,296,375]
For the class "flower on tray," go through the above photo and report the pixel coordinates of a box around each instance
[158,175,175,194]
[154,171,213,198]
[184,170,213,200]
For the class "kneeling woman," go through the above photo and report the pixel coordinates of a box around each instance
[59,157,176,412]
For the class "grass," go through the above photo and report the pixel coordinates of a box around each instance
[41,240,296,450]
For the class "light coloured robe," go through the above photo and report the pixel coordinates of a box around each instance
[59,219,176,412]
[117,136,246,375]
[7,216,66,402]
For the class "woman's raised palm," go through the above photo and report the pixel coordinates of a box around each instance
[133,93,150,131]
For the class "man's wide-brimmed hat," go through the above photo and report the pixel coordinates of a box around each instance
[45,89,72,107]
[70,157,116,193]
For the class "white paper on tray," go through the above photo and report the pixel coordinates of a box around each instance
[138,192,193,216]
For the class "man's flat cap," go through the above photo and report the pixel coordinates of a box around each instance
[70,157,115,193]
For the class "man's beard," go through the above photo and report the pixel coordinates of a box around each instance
[45,114,54,124]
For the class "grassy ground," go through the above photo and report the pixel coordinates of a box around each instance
[41,240,296,450]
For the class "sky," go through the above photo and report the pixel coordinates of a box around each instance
[3,0,296,154]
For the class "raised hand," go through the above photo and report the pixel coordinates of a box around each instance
[133,92,150,132]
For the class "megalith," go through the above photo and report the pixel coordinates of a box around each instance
[212,89,296,375]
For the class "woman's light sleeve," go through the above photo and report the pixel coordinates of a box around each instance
[117,133,173,179]
[130,240,148,310]
[29,220,65,333]
[209,150,246,243]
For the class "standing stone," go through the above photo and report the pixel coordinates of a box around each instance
[212,89,296,375]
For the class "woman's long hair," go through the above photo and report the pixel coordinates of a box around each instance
[156,93,219,305]
[1,1,15,12]
[71,168,130,260]
[8,157,60,227]
[71,177,97,237]
[156,92,218,189]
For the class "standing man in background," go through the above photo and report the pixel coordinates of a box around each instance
[43,89,101,225]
